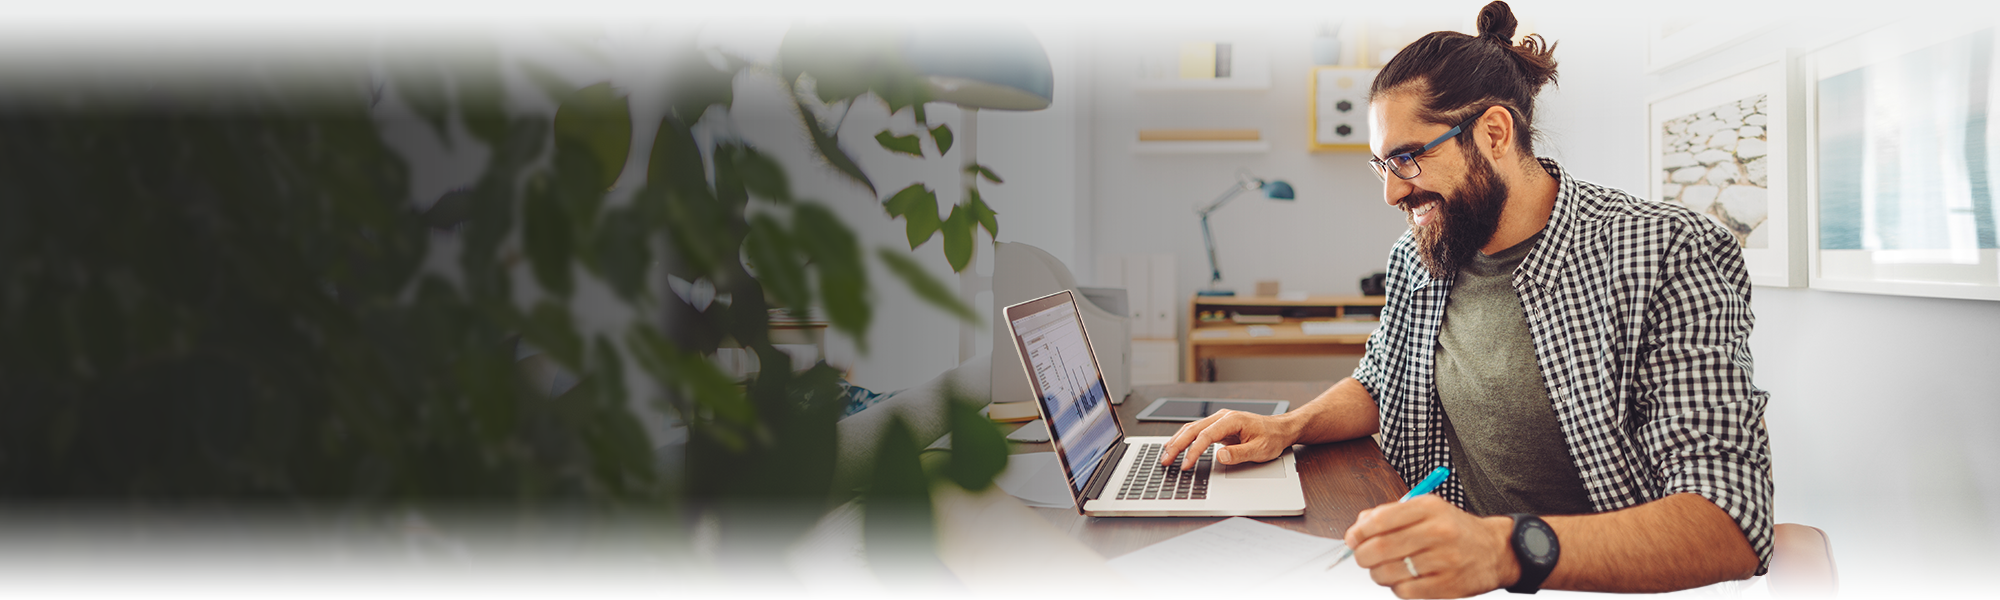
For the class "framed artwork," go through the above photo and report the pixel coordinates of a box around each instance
[1308,67,1377,152]
[1647,51,1806,287]
[1804,22,2000,301]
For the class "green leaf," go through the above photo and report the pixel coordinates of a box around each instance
[966,163,1004,184]
[929,124,954,156]
[422,188,474,230]
[522,174,574,298]
[517,59,577,106]
[946,392,1008,490]
[552,82,633,191]
[453,55,509,146]
[968,188,999,238]
[941,203,973,273]
[525,301,584,369]
[792,203,870,348]
[874,130,923,157]
[863,416,937,572]
[876,247,975,323]
[666,46,736,122]
[626,327,756,428]
[388,61,450,147]
[797,99,876,196]
[737,147,791,203]
[647,115,706,200]
[882,184,939,249]
[913,103,928,124]
[746,214,810,313]
[592,204,649,302]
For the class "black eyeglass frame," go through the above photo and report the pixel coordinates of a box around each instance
[1368,110,1487,182]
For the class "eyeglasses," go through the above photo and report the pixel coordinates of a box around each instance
[1368,111,1485,182]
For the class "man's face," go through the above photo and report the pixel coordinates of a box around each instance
[1368,95,1509,278]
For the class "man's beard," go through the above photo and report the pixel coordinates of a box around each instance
[1400,152,1509,279]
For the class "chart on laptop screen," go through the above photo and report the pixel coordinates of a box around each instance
[1012,299,1119,493]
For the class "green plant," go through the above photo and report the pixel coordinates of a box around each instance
[0,27,1012,568]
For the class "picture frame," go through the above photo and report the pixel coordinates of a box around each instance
[1647,51,1806,287]
[1308,67,1378,152]
[1803,21,2000,301]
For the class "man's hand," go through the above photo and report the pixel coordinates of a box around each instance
[1343,495,1518,599]
[1157,409,1303,470]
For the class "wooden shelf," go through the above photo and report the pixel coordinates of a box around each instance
[1191,295,1384,308]
[1132,77,1270,92]
[1189,324,1372,346]
[1185,294,1387,382]
[1130,141,1271,154]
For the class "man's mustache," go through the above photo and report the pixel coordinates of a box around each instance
[1398,191,1447,213]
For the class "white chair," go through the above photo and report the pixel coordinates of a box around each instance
[985,242,1130,406]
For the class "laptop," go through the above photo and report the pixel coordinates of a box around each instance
[1003,290,1306,517]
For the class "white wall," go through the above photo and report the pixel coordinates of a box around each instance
[1088,23,1412,312]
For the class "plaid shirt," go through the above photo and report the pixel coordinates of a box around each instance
[1351,159,1774,573]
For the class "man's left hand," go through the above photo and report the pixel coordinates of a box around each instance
[1343,495,1521,599]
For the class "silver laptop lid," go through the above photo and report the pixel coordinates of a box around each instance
[1002,290,1125,505]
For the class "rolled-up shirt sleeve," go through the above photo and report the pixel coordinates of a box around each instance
[1634,220,1775,575]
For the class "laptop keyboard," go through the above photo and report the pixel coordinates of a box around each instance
[1117,443,1215,500]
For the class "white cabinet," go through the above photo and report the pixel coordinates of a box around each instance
[1131,339,1180,385]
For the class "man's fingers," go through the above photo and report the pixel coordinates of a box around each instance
[1159,415,1216,465]
[1344,498,1434,549]
[1180,420,1234,469]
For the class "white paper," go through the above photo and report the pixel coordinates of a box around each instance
[1108,517,1377,594]
[1302,320,1381,336]
[994,452,1074,508]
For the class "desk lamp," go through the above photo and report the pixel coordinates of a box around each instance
[1196,172,1295,296]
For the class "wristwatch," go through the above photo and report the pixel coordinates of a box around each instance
[1505,514,1559,594]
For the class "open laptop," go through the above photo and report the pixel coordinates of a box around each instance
[1003,290,1306,517]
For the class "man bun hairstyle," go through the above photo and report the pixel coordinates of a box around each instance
[1370,0,1559,156]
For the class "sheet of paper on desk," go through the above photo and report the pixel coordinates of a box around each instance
[1108,517,1375,593]
[994,452,1074,508]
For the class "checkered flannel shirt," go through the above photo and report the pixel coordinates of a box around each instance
[1351,158,1774,574]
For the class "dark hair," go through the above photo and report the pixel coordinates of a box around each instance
[1368,1,1558,156]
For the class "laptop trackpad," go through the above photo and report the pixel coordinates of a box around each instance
[1218,459,1286,479]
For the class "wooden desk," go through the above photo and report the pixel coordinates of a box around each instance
[1009,381,1407,559]
[1185,295,1386,382]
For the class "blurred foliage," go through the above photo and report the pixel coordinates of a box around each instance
[0,24,1013,563]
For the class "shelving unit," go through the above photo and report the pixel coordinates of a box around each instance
[1184,295,1387,382]
[1129,141,1271,154]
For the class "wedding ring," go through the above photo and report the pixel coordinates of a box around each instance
[1404,556,1420,578]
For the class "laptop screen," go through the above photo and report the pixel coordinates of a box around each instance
[1006,291,1120,495]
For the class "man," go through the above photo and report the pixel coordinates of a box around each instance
[1159,2,1772,597]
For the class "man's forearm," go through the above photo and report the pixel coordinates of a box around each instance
[1279,377,1380,446]
[1509,492,1760,593]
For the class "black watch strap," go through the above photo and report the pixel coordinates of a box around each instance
[1505,513,1559,594]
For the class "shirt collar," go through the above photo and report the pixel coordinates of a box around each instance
[1513,157,1577,293]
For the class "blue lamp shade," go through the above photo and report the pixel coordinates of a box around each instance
[1261,180,1296,201]
[902,24,1054,111]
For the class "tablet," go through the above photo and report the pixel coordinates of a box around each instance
[1133,397,1289,422]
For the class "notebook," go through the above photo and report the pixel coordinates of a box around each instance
[1002,290,1306,517]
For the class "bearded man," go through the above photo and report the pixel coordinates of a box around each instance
[1158,2,1773,597]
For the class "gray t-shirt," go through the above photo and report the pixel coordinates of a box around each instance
[1435,231,1594,517]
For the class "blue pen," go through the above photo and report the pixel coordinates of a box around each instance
[1326,466,1452,570]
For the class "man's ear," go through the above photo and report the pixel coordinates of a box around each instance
[1477,105,1515,162]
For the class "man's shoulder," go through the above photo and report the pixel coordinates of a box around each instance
[1561,176,1735,251]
